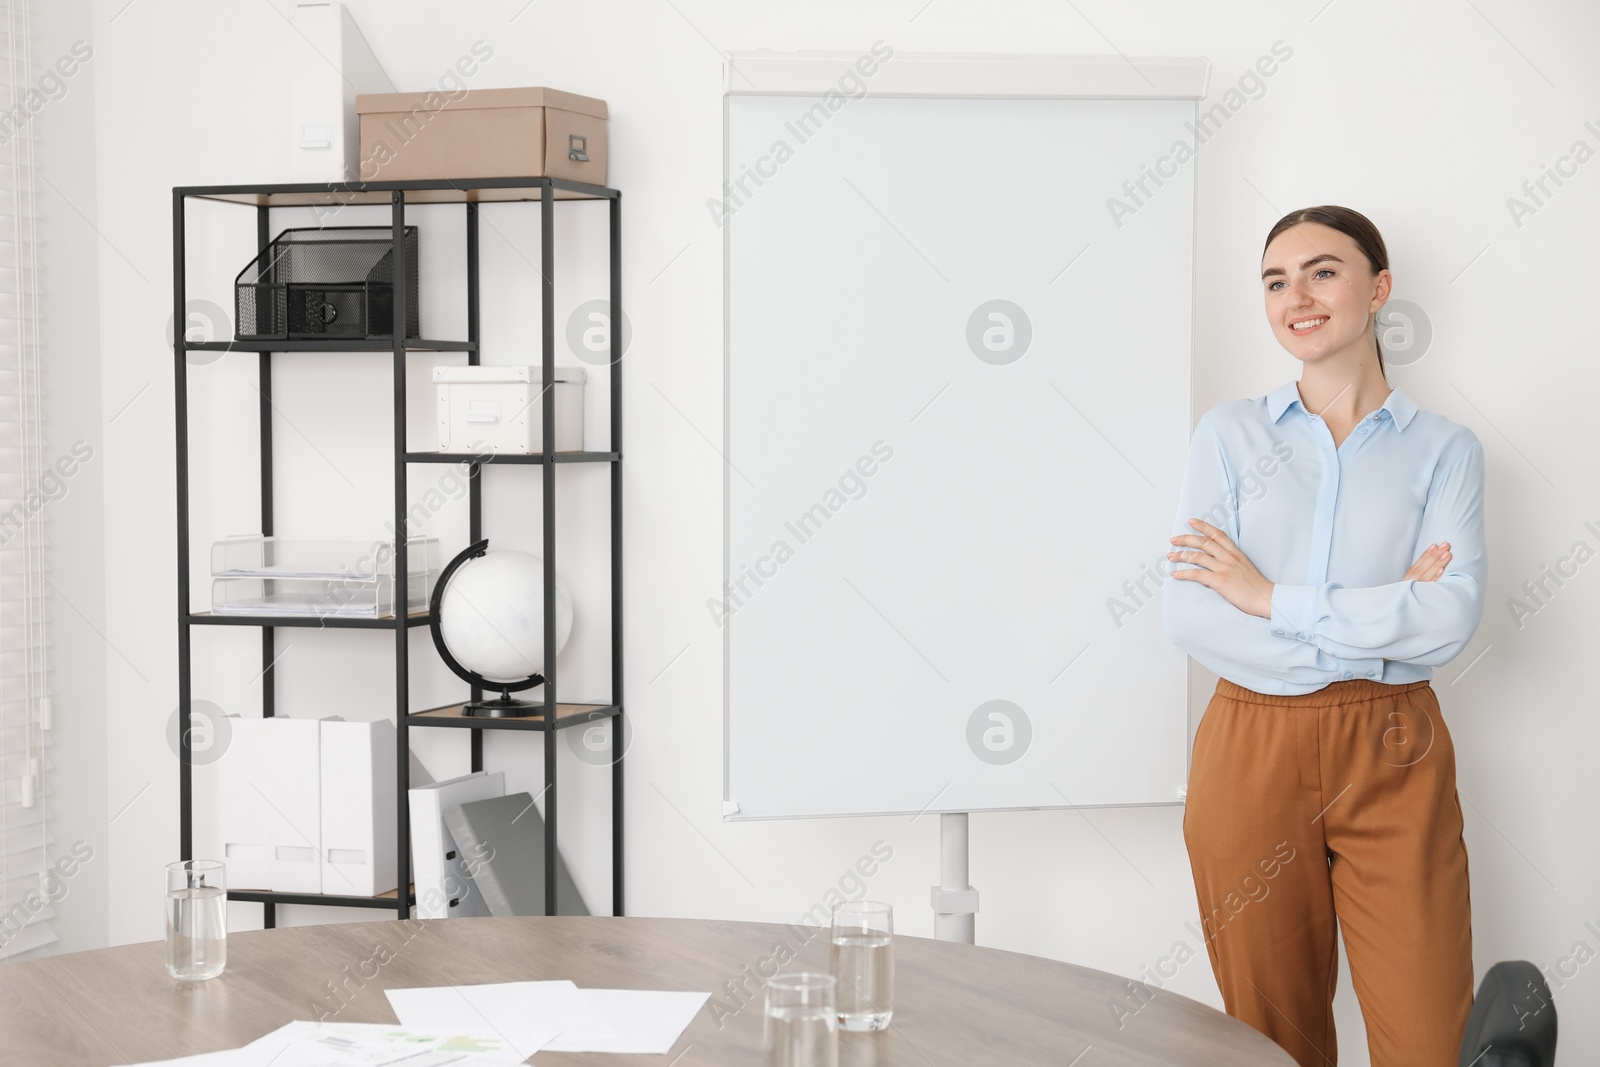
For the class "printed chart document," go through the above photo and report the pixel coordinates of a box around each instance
[387,980,709,1055]
[118,1019,527,1065]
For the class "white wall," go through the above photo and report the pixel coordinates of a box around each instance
[73,0,1599,1062]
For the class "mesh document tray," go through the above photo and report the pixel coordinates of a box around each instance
[234,226,420,341]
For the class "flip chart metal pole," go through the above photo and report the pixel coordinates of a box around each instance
[932,812,978,943]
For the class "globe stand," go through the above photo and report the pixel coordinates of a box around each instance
[463,680,546,719]
[429,538,559,721]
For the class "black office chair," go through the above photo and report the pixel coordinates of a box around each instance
[1458,961,1558,1066]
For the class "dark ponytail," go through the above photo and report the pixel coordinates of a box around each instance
[1264,205,1390,381]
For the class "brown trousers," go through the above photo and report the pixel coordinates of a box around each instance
[1182,677,1474,1067]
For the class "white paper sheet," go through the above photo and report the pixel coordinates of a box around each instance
[540,989,710,1054]
[385,980,608,1058]
[120,1019,528,1066]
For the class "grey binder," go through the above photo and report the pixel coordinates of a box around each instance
[441,793,590,916]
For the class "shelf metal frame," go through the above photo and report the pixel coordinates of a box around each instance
[173,176,624,924]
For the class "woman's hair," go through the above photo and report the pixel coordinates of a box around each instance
[1263,205,1390,380]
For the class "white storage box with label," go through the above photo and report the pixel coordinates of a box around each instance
[434,365,586,454]
[266,715,325,893]
[217,716,272,890]
[320,717,398,897]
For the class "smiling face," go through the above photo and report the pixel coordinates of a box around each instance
[1261,221,1391,364]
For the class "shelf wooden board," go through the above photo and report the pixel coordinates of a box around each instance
[227,884,414,909]
[188,610,431,629]
[405,450,620,465]
[408,702,619,732]
[178,177,617,207]
[185,339,475,353]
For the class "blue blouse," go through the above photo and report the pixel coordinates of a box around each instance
[1162,379,1487,696]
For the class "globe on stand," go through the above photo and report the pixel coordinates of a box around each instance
[428,539,573,718]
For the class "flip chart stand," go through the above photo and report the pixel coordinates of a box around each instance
[931,813,979,943]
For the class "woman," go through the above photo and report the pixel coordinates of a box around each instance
[1162,205,1485,1067]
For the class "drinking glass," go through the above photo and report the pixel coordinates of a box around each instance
[165,860,226,980]
[763,972,837,1067]
[830,900,893,1030]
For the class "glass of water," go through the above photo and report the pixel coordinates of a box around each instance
[763,972,837,1067]
[830,900,893,1031]
[165,860,226,980]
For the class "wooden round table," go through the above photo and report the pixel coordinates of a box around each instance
[1,916,1292,1065]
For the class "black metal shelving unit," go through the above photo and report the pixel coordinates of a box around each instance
[173,177,624,923]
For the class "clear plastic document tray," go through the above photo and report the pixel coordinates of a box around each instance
[210,574,430,619]
[211,535,434,579]
[209,536,436,619]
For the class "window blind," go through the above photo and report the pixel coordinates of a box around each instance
[0,0,55,963]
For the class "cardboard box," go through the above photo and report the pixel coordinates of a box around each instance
[354,86,608,184]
